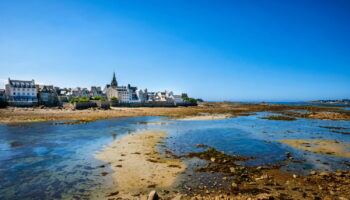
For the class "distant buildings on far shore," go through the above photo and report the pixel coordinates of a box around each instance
[0,73,194,107]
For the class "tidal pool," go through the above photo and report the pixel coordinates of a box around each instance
[0,113,350,199]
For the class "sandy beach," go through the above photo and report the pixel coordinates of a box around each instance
[94,130,185,199]
[279,139,350,158]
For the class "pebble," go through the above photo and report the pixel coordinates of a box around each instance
[171,195,182,200]
[148,190,159,200]
[309,171,317,175]
[231,182,238,190]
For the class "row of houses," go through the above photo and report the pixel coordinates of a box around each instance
[0,73,192,107]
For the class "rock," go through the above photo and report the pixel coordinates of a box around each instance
[222,177,228,181]
[319,172,330,177]
[210,157,216,162]
[293,174,298,178]
[261,174,269,179]
[309,171,317,175]
[106,191,119,197]
[229,167,236,173]
[205,190,210,194]
[147,190,159,200]
[339,197,349,200]
[172,195,183,200]
[231,182,238,190]
[335,172,344,177]
[190,197,198,200]
[101,172,109,176]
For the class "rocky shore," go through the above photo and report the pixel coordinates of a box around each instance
[91,129,350,200]
[1,102,349,124]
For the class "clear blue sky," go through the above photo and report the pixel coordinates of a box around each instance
[0,0,349,101]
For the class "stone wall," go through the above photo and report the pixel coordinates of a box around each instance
[7,101,38,107]
[63,101,111,110]
[0,100,7,108]
[63,102,96,110]
[91,100,110,109]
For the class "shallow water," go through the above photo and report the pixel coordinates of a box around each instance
[1,113,350,199]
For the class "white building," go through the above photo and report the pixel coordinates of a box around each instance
[5,78,38,106]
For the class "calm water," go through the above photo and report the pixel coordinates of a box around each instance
[1,113,350,200]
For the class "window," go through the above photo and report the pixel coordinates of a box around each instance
[13,92,15,95]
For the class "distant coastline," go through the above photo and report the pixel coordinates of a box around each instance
[307,99,350,105]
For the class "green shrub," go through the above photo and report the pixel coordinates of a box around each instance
[111,96,118,101]
[100,98,106,101]
[182,97,197,103]
[79,96,89,102]
[69,98,79,103]
[93,96,101,100]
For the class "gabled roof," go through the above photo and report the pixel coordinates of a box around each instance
[8,79,35,88]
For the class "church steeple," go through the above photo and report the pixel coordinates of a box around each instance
[111,72,118,88]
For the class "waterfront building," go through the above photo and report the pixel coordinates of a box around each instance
[90,86,105,98]
[0,89,5,101]
[37,85,59,106]
[5,78,38,106]
[0,89,6,107]
[105,73,140,103]
[66,87,89,99]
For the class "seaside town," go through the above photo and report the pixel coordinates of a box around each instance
[1,1,350,200]
[0,72,197,109]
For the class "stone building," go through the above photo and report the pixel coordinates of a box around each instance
[37,85,59,106]
[105,73,140,103]
[90,86,105,98]
[66,87,89,99]
[0,89,6,107]
[5,78,38,106]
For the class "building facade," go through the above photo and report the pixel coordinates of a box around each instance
[37,85,59,106]
[5,78,38,106]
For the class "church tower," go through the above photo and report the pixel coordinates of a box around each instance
[111,72,118,88]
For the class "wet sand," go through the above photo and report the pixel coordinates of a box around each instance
[94,130,185,198]
[280,139,350,158]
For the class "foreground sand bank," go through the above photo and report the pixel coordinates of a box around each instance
[280,139,350,158]
[94,129,185,198]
